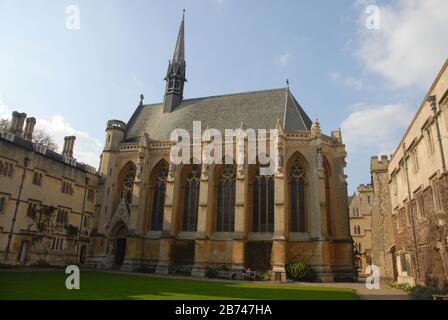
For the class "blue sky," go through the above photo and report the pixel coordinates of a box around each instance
[0,0,447,194]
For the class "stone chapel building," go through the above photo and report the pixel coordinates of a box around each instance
[86,13,354,281]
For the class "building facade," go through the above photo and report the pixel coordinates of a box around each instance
[349,184,373,276]
[387,60,448,288]
[86,14,355,281]
[370,155,397,282]
[0,112,99,266]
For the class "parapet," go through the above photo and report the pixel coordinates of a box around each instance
[106,120,127,132]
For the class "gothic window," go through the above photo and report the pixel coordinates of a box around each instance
[0,161,13,177]
[56,210,68,225]
[252,167,274,233]
[182,165,201,232]
[289,157,307,233]
[33,172,42,186]
[27,203,38,219]
[121,167,136,208]
[87,189,95,202]
[61,181,73,195]
[150,163,168,231]
[216,164,236,232]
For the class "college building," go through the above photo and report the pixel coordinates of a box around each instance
[0,112,99,266]
[369,59,448,288]
[0,13,355,282]
[349,184,373,277]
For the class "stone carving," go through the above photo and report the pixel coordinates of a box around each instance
[311,119,321,138]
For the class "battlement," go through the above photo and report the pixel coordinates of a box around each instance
[106,120,127,132]
[358,184,373,192]
[371,155,391,171]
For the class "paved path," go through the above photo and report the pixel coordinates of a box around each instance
[292,281,409,300]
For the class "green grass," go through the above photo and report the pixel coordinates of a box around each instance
[0,271,359,300]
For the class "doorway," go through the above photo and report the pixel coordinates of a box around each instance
[18,240,29,264]
[115,238,126,266]
[79,245,87,264]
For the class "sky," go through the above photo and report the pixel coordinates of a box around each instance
[0,0,447,194]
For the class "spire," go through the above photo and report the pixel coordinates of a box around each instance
[172,9,185,63]
[163,10,187,113]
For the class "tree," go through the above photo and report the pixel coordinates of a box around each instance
[0,118,9,130]
[0,118,58,151]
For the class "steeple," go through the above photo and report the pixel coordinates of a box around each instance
[163,10,187,113]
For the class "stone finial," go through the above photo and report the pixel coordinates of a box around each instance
[139,94,144,106]
[428,95,437,113]
[311,119,321,138]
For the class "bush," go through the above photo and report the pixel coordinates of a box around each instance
[285,261,315,282]
[390,281,412,293]
[206,268,219,279]
[135,265,154,274]
[409,285,438,300]
[30,260,52,268]
[255,270,272,281]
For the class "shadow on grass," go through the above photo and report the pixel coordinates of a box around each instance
[0,271,358,300]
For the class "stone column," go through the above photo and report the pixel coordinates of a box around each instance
[271,171,287,281]
[191,156,213,277]
[231,164,247,276]
[155,161,177,274]
[122,137,151,271]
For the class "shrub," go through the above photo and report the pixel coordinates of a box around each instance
[409,285,438,300]
[206,268,219,279]
[285,261,315,282]
[390,281,413,293]
[255,270,272,281]
[135,265,154,274]
[30,260,52,268]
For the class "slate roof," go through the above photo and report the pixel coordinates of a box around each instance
[125,87,313,141]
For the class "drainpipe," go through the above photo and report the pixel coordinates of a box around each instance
[428,95,446,173]
[4,157,30,261]
[76,175,89,264]
[402,143,421,280]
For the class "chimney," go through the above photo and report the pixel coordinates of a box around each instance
[23,117,36,141]
[62,136,76,158]
[16,113,27,136]
[9,111,20,133]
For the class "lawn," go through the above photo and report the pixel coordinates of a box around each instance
[0,271,359,300]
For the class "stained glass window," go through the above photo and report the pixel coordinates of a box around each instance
[182,165,201,232]
[150,163,168,231]
[216,164,236,232]
[252,168,274,232]
[289,158,307,232]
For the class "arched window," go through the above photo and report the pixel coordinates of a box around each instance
[252,167,274,233]
[216,164,236,232]
[182,164,201,232]
[289,156,307,233]
[120,167,136,208]
[150,162,168,231]
[324,158,332,236]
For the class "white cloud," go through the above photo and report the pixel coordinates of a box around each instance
[330,72,365,91]
[0,93,12,120]
[36,115,102,168]
[356,0,448,88]
[277,50,291,67]
[341,103,413,155]
[0,94,101,168]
